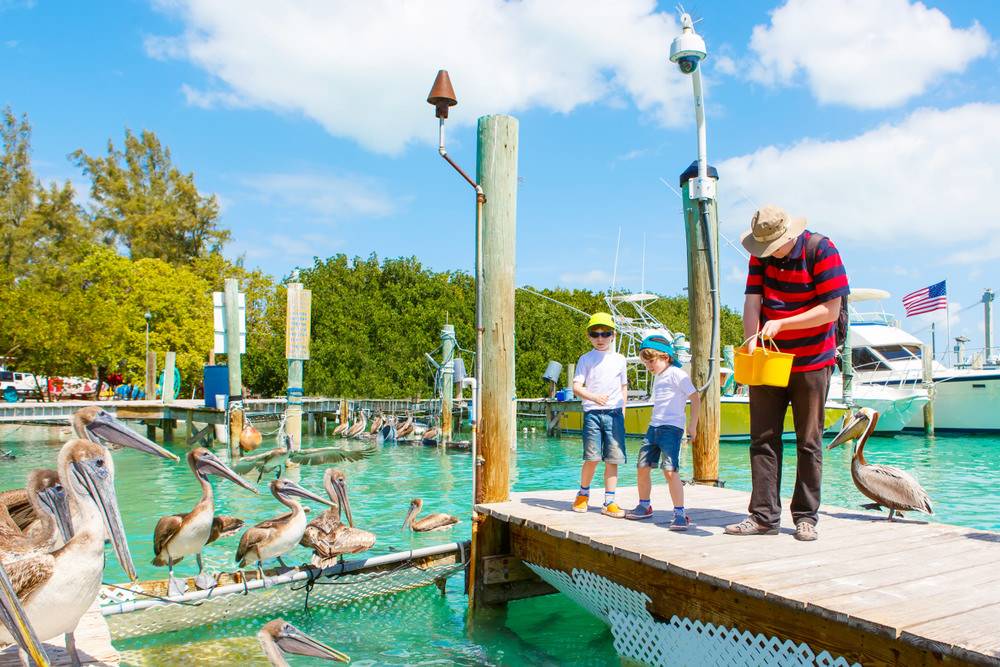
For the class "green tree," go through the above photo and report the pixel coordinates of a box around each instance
[72,129,229,266]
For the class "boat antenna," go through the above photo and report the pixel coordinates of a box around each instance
[609,226,622,297]
[516,286,591,318]
[641,232,647,295]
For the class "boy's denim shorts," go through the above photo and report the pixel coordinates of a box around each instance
[637,424,684,471]
[582,408,626,464]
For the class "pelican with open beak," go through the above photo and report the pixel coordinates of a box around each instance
[236,479,334,581]
[828,407,934,521]
[152,448,258,594]
[0,562,49,667]
[0,439,136,664]
[258,618,349,666]
[301,469,376,568]
[403,498,459,532]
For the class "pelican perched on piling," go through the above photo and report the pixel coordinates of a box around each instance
[828,407,934,521]
[0,439,137,664]
[152,448,258,593]
[236,479,334,580]
[402,498,459,532]
[301,469,376,568]
[0,470,73,561]
[258,619,350,666]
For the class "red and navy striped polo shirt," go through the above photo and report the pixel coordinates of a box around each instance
[745,231,850,372]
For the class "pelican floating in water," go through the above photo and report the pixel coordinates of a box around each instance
[236,479,334,580]
[2,408,177,532]
[402,498,459,532]
[0,439,136,664]
[828,407,934,521]
[0,470,73,562]
[0,562,49,667]
[301,469,376,568]
[257,619,350,666]
[421,422,440,446]
[287,441,377,467]
[152,448,258,593]
[345,411,367,439]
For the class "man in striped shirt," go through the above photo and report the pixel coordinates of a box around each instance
[725,205,849,542]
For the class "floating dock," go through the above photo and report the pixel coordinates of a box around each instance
[476,484,1000,666]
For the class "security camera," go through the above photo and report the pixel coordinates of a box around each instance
[669,13,707,75]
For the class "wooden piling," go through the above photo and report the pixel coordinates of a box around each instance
[681,166,720,484]
[162,351,177,403]
[224,278,243,457]
[145,351,157,401]
[922,343,934,435]
[441,323,455,442]
[285,282,311,452]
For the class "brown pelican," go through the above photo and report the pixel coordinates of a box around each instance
[240,424,263,453]
[257,618,349,666]
[368,413,384,435]
[2,408,178,532]
[0,439,136,663]
[234,444,290,482]
[421,421,440,446]
[0,562,49,667]
[345,411,367,439]
[0,470,73,561]
[402,498,459,532]
[287,441,377,467]
[395,412,414,439]
[236,478,334,580]
[332,411,351,437]
[828,407,934,521]
[152,448,258,593]
[301,469,376,568]
[208,515,245,544]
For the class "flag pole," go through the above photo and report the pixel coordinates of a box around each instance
[945,281,952,365]
[931,322,936,360]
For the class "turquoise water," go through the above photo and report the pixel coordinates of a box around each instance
[0,422,997,665]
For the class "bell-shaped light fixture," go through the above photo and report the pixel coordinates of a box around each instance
[427,69,458,119]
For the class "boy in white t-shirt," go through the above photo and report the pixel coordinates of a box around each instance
[571,312,629,518]
[625,334,700,530]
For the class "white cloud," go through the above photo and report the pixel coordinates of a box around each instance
[148,0,692,154]
[718,104,1000,255]
[559,269,611,287]
[747,0,991,108]
[713,55,737,76]
[242,171,394,220]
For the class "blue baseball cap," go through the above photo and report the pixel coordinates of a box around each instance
[639,334,683,367]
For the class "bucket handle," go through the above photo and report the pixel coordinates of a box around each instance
[740,331,783,353]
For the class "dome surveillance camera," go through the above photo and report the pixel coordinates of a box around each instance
[669,13,706,76]
[676,55,701,74]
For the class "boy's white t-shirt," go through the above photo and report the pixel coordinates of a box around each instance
[649,366,696,428]
[573,349,628,412]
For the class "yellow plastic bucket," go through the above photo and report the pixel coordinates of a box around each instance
[734,337,794,388]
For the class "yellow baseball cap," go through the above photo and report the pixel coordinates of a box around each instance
[586,312,616,331]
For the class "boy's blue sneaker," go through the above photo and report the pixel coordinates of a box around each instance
[625,504,653,520]
[669,514,691,531]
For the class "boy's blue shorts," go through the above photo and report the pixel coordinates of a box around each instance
[582,408,626,464]
[637,424,683,471]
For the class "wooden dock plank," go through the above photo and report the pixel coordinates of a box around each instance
[0,604,118,666]
[901,602,1000,659]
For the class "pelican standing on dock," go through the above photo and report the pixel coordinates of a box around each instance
[402,498,459,532]
[828,407,934,521]
[301,469,376,568]
[0,562,49,667]
[152,448,258,593]
[257,619,350,666]
[236,479,335,580]
[0,439,137,664]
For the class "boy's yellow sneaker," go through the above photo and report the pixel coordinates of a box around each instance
[572,494,590,513]
[601,502,626,518]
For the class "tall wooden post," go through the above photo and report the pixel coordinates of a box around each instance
[285,282,311,452]
[224,278,243,457]
[681,163,720,484]
[471,114,517,611]
[162,351,176,403]
[922,343,935,435]
[145,352,157,401]
[441,323,455,442]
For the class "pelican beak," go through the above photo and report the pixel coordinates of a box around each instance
[282,480,336,507]
[827,411,866,449]
[71,457,137,581]
[333,477,354,528]
[276,622,351,663]
[87,411,179,462]
[0,563,49,667]
[402,503,418,530]
[37,484,74,542]
[198,452,259,493]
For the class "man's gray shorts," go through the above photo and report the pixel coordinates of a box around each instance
[583,408,626,464]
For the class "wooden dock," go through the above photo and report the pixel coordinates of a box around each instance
[0,604,118,665]
[476,484,1000,666]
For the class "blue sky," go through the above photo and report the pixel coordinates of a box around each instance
[2,0,998,356]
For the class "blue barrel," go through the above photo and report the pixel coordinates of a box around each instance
[203,365,229,408]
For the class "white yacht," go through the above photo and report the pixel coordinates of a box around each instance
[847,289,1000,432]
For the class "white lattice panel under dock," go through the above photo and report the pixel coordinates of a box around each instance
[526,563,860,667]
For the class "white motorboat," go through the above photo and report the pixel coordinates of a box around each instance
[828,372,927,434]
[847,289,1000,432]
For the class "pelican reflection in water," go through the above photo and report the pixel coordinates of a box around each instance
[828,407,933,521]
[258,618,349,666]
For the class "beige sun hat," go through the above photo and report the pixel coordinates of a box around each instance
[740,204,807,257]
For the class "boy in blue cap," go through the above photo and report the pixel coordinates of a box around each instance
[626,334,700,529]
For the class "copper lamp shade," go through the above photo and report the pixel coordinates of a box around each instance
[427,69,458,118]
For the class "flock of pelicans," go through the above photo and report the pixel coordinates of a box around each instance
[0,407,458,666]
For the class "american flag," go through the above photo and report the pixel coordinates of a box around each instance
[902,281,948,317]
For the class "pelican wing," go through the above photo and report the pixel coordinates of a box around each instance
[5,554,54,602]
[236,524,279,565]
[0,488,34,531]
[857,464,933,514]
[233,447,287,474]
[152,514,185,564]
[288,443,377,466]
[208,515,245,544]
